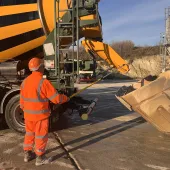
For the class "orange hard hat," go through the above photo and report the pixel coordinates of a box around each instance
[28,58,44,71]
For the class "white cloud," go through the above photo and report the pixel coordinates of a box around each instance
[99,0,170,45]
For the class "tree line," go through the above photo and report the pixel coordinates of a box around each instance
[67,40,160,61]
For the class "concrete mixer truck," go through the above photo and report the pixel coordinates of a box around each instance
[0,0,170,134]
[0,0,129,133]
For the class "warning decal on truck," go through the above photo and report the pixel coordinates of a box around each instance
[43,43,55,56]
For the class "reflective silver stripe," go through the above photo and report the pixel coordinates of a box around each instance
[26,132,35,136]
[59,95,63,104]
[37,78,48,102]
[36,148,45,153]
[35,134,48,139]
[21,95,47,103]
[24,109,50,114]
[48,93,59,100]
[23,144,33,147]
[37,78,44,101]
[21,77,48,103]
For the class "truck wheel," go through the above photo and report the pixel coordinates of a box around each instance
[5,94,25,133]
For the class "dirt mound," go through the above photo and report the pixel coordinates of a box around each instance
[97,55,167,79]
[127,55,163,78]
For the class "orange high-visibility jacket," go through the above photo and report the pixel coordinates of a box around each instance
[20,72,69,121]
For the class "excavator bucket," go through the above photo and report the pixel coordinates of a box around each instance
[116,71,170,134]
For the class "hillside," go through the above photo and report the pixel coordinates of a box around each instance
[96,44,165,79]
[67,41,169,79]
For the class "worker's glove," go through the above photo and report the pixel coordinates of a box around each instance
[67,97,70,102]
[52,104,59,111]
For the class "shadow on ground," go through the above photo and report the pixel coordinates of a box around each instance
[47,117,146,162]
[49,84,133,132]
[82,79,135,84]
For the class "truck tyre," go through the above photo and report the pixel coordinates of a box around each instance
[5,94,25,133]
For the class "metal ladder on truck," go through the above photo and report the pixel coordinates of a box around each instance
[55,0,79,90]
[43,0,79,93]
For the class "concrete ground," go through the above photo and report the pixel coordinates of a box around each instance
[0,80,170,170]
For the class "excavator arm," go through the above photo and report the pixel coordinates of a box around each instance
[81,40,170,135]
[81,39,129,74]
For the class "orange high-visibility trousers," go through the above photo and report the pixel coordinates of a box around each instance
[23,118,49,156]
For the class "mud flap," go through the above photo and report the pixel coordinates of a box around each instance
[116,71,170,134]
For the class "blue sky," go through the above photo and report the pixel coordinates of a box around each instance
[98,0,170,46]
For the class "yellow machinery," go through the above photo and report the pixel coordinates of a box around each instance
[0,0,169,134]
[0,0,128,133]
[0,0,128,72]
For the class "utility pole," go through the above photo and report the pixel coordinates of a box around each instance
[160,7,170,73]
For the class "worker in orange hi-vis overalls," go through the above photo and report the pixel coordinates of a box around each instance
[20,57,69,166]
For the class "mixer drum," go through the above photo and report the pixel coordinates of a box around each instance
[0,0,72,62]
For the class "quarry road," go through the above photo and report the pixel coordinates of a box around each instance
[0,80,170,170]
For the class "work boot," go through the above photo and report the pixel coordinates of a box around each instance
[35,154,52,166]
[24,150,35,162]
